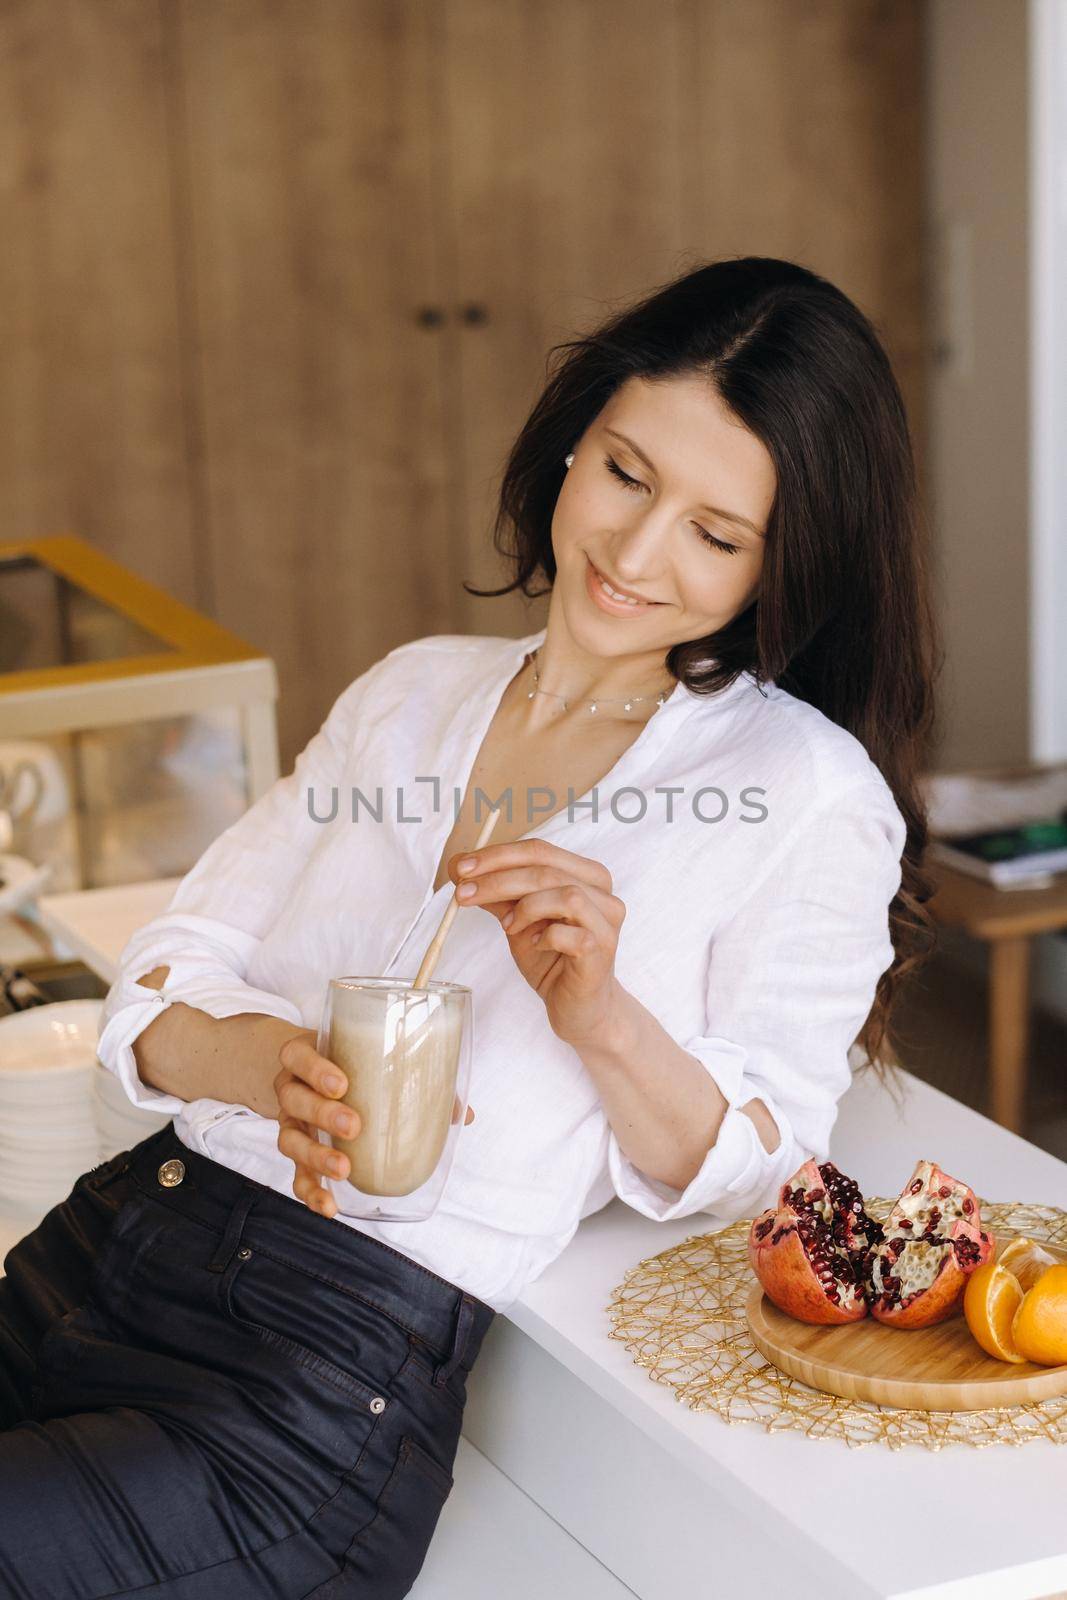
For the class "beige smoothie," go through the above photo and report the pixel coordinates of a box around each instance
[324,989,464,1196]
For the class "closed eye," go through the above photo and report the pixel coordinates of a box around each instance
[603,455,740,556]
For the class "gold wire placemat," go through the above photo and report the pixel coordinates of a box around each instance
[606,1199,1067,1450]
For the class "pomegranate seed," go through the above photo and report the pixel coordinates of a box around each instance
[909,1180,922,1195]
[938,1186,951,1199]
[962,1198,974,1214]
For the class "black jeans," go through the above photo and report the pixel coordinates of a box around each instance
[0,1122,496,1599]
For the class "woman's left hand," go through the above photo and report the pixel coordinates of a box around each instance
[446,839,626,1048]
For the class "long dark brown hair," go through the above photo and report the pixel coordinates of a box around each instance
[465,257,942,1082]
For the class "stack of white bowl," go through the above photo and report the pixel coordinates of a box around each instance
[0,1001,104,1214]
[94,1057,171,1161]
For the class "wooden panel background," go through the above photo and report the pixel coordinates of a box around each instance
[689,0,926,473]
[173,0,458,765]
[0,0,925,767]
[0,0,197,604]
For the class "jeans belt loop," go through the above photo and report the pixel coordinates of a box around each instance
[435,1292,475,1389]
[87,1151,132,1192]
[207,1184,260,1274]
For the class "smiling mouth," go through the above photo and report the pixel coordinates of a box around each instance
[586,557,663,608]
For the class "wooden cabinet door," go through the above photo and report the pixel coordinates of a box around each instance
[177,0,457,766]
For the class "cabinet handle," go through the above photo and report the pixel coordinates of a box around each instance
[414,306,446,328]
[459,303,489,326]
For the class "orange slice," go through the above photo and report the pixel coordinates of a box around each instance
[996,1235,1059,1292]
[963,1262,1026,1363]
[1010,1263,1067,1367]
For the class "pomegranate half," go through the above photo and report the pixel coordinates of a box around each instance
[862,1159,994,1329]
[747,1159,884,1325]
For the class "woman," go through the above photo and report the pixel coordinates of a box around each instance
[0,257,938,1598]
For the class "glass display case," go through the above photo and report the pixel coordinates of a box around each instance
[0,535,279,893]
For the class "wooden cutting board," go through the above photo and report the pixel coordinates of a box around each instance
[745,1242,1067,1412]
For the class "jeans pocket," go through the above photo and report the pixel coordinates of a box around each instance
[81,1189,166,1309]
[342,1433,455,1599]
[217,1247,402,1411]
[383,1433,454,1503]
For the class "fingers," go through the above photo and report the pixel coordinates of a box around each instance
[292,1166,338,1219]
[530,921,598,956]
[279,1114,345,1219]
[450,1095,477,1126]
[449,838,613,893]
[500,884,618,945]
[275,1035,357,1220]
[457,867,623,924]
[278,1120,350,1182]
[278,1074,361,1139]
[278,1034,349,1098]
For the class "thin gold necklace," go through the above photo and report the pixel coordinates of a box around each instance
[525,648,671,715]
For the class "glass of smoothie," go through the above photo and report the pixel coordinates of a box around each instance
[315,976,472,1221]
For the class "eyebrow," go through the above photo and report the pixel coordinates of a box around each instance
[603,427,766,539]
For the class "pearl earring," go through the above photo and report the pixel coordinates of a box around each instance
[564,453,575,468]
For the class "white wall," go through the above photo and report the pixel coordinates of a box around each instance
[1030,0,1067,764]
[925,0,1067,1022]
[924,0,1031,772]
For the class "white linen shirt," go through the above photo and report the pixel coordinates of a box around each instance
[98,626,907,1312]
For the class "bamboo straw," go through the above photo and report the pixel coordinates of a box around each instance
[412,805,503,989]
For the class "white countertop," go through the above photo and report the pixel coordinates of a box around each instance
[36,878,182,983]
[24,880,1067,1600]
[513,1070,1067,1600]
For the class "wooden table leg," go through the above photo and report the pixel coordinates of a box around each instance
[987,935,1032,1134]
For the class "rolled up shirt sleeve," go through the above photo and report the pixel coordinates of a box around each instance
[606,775,907,1223]
[96,658,387,1133]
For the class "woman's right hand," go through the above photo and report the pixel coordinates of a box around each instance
[273,1032,361,1219]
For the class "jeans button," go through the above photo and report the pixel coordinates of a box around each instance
[369,1397,387,1415]
[158,1158,186,1188]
